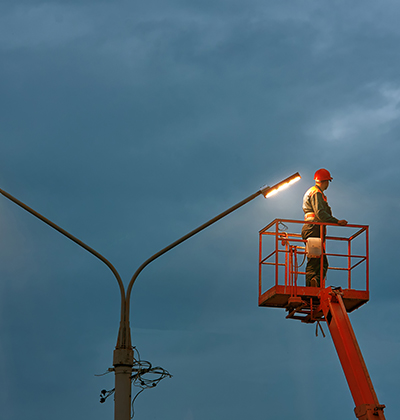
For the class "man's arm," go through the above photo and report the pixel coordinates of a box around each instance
[311,192,344,224]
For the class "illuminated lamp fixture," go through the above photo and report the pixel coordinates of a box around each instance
[260,172,301,198]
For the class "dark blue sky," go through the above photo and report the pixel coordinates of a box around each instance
[0,1,399,419]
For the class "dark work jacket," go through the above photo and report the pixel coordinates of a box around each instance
[302,185,339,223]
[302,185,338,240]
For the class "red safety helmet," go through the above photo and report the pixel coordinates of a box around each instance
[314,168,333,182]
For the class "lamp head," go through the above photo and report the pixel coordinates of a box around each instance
[260,172,301,198]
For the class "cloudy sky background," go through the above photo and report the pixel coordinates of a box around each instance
[1,1,399,419]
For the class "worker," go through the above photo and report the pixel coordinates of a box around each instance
[302,169,347,287]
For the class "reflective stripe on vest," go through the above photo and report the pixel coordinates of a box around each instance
[304,212,315,221]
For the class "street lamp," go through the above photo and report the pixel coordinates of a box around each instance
[0,171,300,420]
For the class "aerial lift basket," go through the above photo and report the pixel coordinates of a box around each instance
[258,219,386,420]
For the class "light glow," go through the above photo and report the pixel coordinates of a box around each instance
[260,172,301,198]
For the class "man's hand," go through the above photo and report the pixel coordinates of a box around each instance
[338,219,348,226]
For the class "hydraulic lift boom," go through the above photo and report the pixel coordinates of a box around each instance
[318,287,385,420]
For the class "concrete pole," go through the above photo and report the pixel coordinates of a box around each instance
[113,348,134,420]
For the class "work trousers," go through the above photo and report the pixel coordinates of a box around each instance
[301,223,328,287]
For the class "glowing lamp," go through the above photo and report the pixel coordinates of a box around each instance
[260,172,301,198]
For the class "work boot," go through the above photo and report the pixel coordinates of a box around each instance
[310,278,318,287]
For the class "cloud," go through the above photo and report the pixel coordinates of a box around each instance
[309,84,400,142]
[0,4,93,50]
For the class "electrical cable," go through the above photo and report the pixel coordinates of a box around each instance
[298,252,307,268]
[98,346,172,418]
[315,320,326,338]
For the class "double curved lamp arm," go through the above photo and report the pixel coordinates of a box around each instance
[0,172,301,350]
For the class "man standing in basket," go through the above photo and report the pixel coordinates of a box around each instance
[302,169,348,287]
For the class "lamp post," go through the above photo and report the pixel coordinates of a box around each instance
[0,171,300,420]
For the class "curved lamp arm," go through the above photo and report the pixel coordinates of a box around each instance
[125,172,301,323]
[0,188,126,321]
[124,189,260,324]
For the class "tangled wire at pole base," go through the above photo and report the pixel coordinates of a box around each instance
[98,346,172,418]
